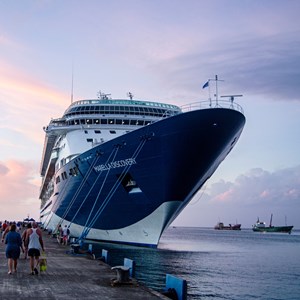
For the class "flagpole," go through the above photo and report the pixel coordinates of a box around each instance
[208,80,211,106]
[215,75,218,105]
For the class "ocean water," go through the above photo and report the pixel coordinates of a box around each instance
[91,227,300,300]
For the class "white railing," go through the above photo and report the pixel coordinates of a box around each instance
[180,99,244,114]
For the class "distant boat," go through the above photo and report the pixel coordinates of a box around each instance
[214,222,241,230]
[252,214,293,234]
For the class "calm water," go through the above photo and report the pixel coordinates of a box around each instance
[91,227,300,300]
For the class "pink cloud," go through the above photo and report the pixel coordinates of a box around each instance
[0,60,67,108]
[260,190,270,198]
[213,189,234,202]
[0,160,40,222]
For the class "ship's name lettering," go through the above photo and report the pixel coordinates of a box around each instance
[94,158,137,172]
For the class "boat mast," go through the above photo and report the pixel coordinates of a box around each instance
[211,75,224,105]
[269,213,273,227]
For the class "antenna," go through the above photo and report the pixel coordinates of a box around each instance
[205,75,224,105]
[127,92,134,100]
[71,63,74,104]
[220,95,243,107]
[97,91,111,100]
[220,95,243,101]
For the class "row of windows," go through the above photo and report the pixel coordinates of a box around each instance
[84,130,116,135]
[64,105,179,117]
[67,118,152,126]
[55,166,79,184]
[71,99,179,110]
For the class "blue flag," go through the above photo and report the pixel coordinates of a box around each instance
[202,81,209,89]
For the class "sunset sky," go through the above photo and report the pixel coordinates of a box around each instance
[0,0,299,229]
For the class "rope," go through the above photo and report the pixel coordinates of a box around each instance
[189,185,207,205]
[54,153,101,229]
[77,137,148,244]
[68,145,120,228]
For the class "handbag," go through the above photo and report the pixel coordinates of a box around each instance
[40,252,47,272]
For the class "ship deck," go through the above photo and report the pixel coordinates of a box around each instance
[0,229,168,300]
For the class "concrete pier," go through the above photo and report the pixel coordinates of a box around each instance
[0,230,169,300]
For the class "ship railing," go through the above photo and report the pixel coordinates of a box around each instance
[44,118,69,133]
[180,99,244,114]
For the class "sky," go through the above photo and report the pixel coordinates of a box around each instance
[0,0,299,229]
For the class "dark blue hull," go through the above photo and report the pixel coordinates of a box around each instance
[43,108,245,246]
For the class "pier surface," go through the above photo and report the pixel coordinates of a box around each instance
[0,230,168,300]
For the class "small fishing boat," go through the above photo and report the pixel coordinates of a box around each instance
[214,222,241,230]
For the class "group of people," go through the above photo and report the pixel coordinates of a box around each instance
[55,224,70,246]
[1,221,45,275]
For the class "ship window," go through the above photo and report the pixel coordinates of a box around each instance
[136,120,144,125]
[61,171,67,180]
[80,119,86,124]
[94,130,101,134]
[73,166,79,176]
[109,130,116,134]
[93,119,100,124]
[40,201,52,213]
[114,106,120,114]
[123,120,130,125]
[86,119,93,124]
[116,119,122,125]
[101,119,108,124]
[108,119,115,124]
[87,138,93,142]
[56,176,60,184]
[130,120,136,125]
[84,130,88,134]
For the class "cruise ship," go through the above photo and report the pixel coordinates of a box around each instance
[39,88,246,247]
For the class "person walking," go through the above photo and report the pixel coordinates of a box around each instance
[26,222,45,275]
[22,222,32,259]
[55,224,63,244]
[5,223,24,274]
[62,225,70,246]
[1,221,11,242]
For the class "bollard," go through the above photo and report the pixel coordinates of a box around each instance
[163,274,187,300]
[69,237,76,244]
[71,243,81,254]
[124,258,135,278]
[111,266,130,283]
[97,249,109,264]
[111,258,135,285]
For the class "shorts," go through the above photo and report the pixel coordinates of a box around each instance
[28,248,40,257]
[6,248,20,259]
